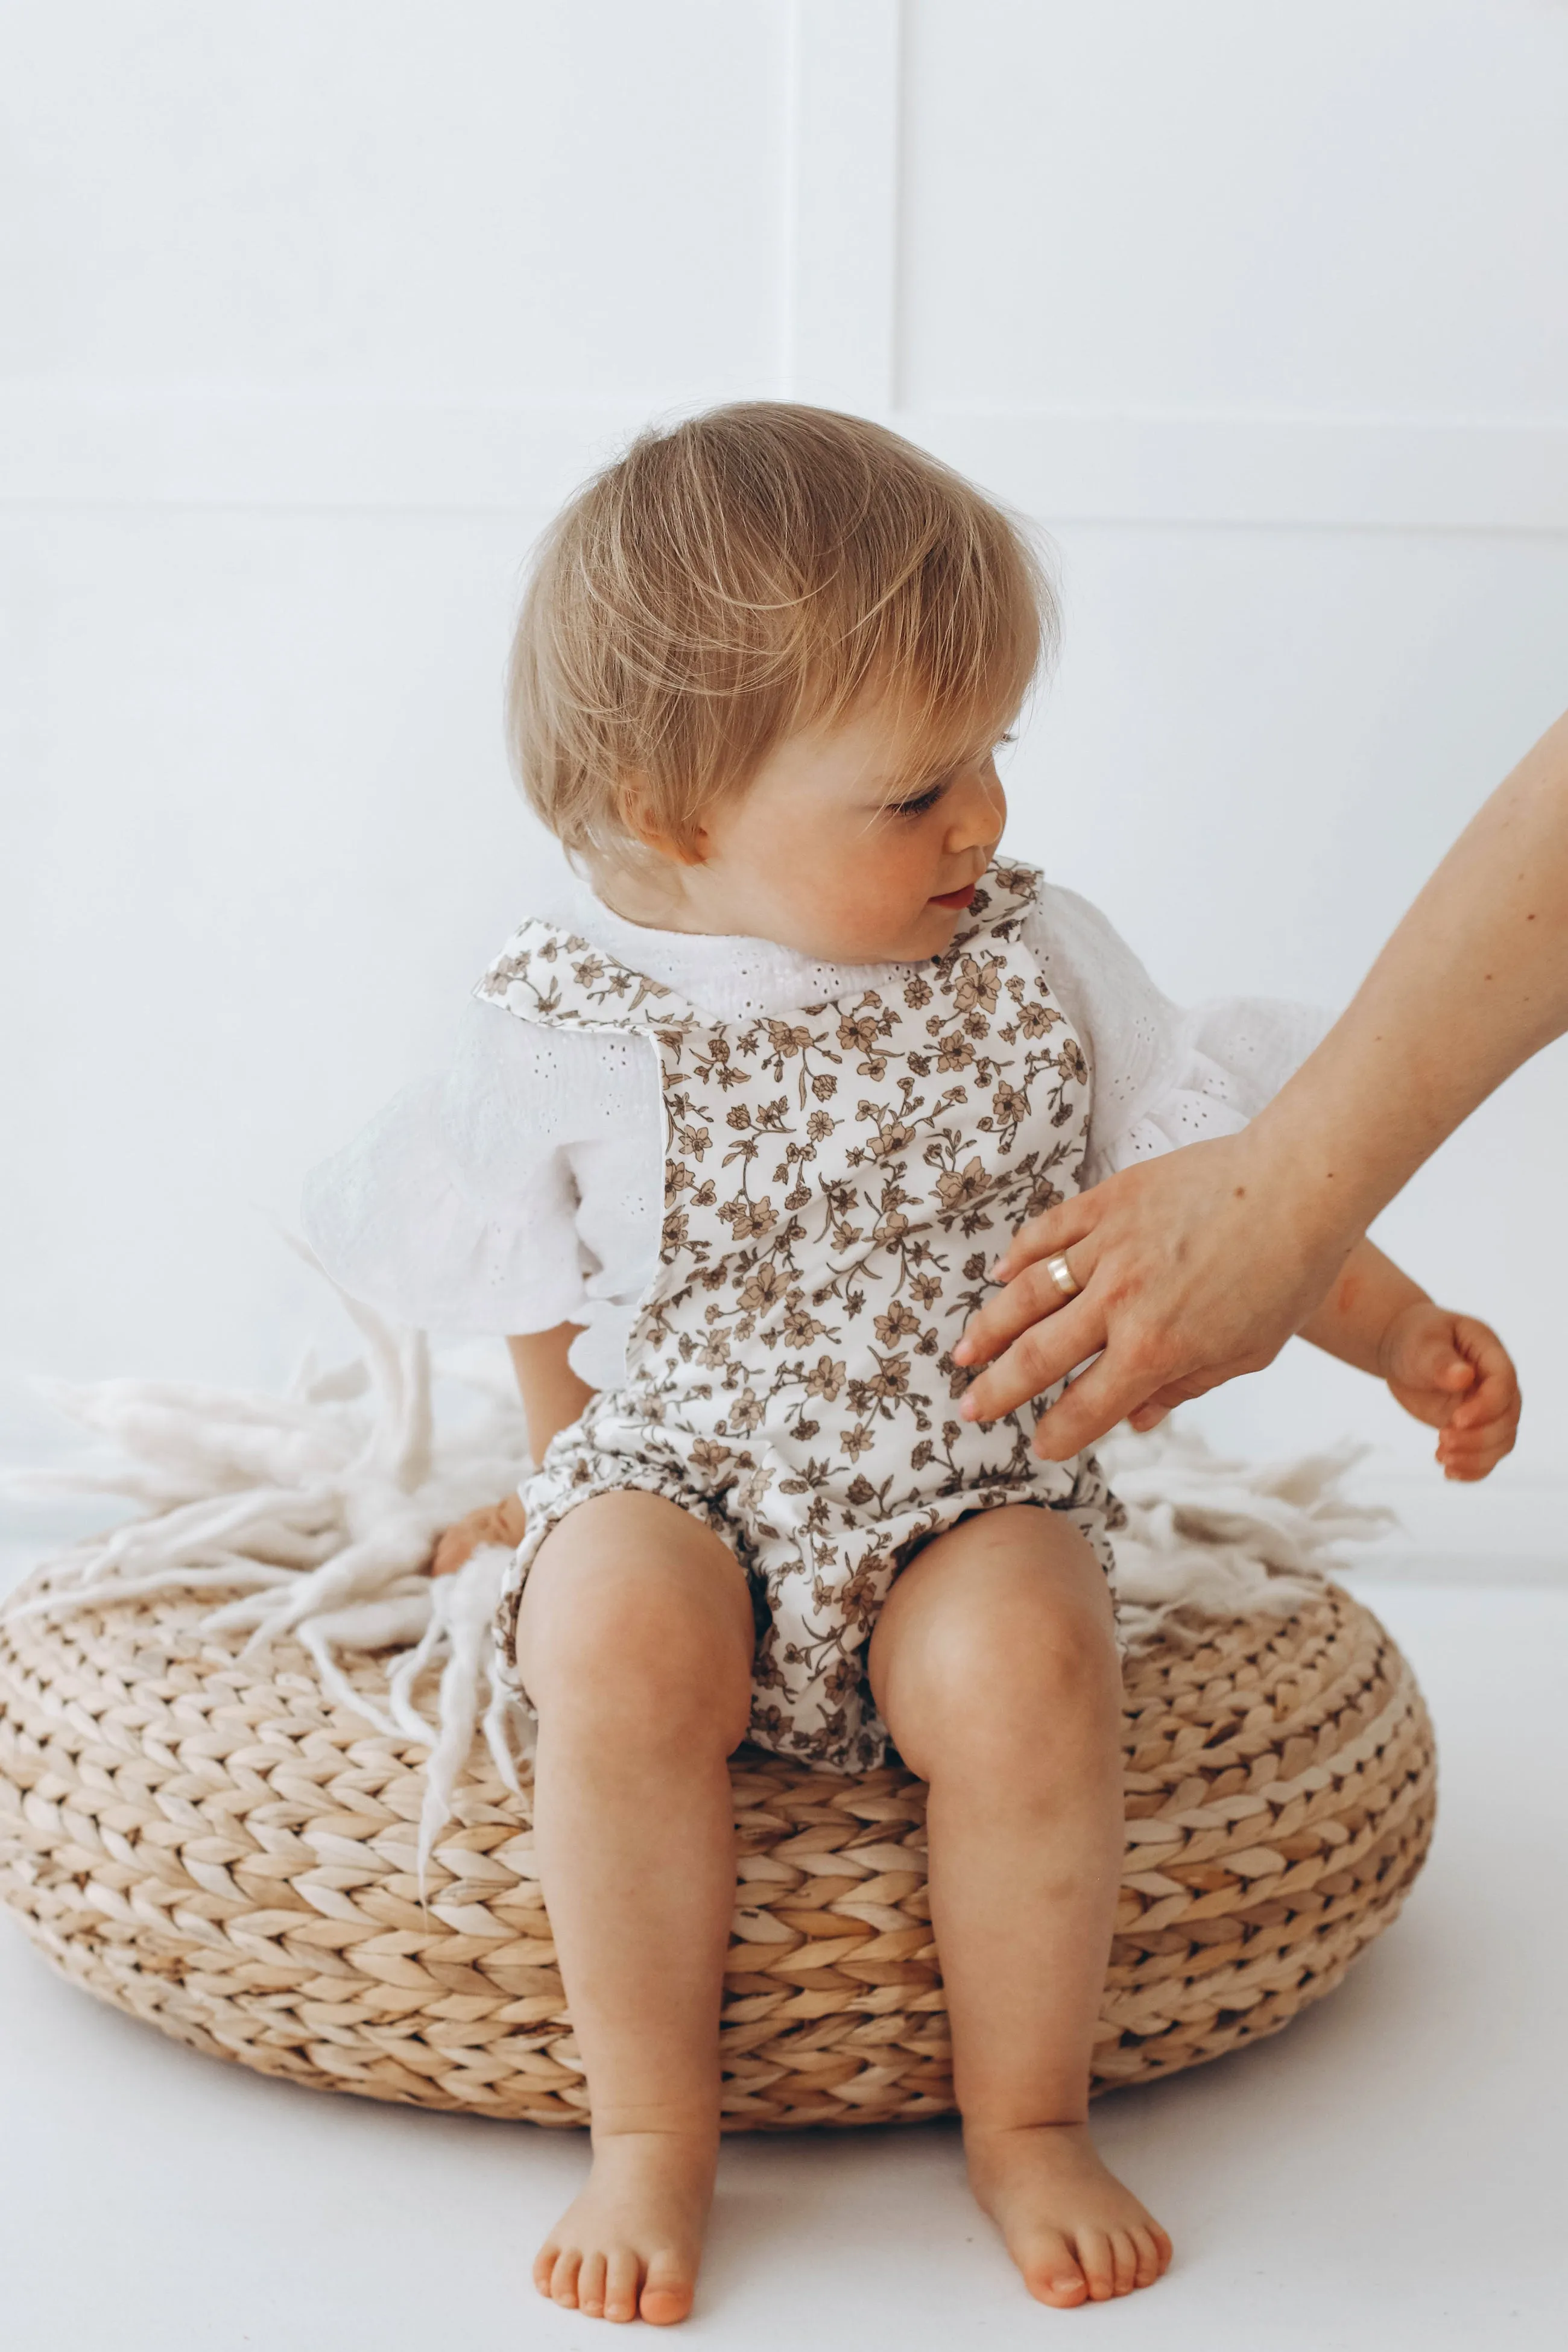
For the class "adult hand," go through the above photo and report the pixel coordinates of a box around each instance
[953,706,1568,1460]
[952,1131,1357,1459]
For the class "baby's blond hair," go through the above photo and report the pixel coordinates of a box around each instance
[507,403,1054,864]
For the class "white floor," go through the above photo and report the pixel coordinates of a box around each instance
[1,1576,1564,2351]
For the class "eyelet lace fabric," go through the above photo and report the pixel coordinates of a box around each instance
[301,867,1329,1391]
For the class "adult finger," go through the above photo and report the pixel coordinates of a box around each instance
[990,1189,1103,1283]
[1031,1348,1266,1459]
[955,1232,1101,1370]
[958,1290,1107,1425]
[1025,1351,1159,1461]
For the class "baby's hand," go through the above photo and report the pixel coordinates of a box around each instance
[431,1493,528,1577]
[1379,1303,1520,1481]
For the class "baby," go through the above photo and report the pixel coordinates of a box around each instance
[304,405,1520,2325]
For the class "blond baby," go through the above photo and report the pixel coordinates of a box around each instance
[311,405,1521,2324]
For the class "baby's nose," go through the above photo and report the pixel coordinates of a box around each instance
[946,771,1006,853]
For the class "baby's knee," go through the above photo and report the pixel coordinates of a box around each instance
[519,1555,752,1755]
[890,1584,1120,1778]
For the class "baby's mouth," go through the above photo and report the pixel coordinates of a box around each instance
[930,881,976,909]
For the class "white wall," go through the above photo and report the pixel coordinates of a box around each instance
[4,1,1566,1566]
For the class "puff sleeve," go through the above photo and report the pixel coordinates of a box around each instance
[299,995,655,1344]
[1025,885,1333,1186]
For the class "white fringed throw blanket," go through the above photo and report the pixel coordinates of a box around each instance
[2,1263,1393,1880]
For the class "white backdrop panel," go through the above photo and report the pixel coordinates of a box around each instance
[1,1,785,399]
[902,0,1568,419]
[4,1,1564,1570]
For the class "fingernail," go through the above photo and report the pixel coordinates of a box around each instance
[959,1396,978,1420]
[990,1258,1010,1281]
[952,1339,973,1364]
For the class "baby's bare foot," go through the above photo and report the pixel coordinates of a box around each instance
[534,2128,716,2325]
[965,2120,1173,2308]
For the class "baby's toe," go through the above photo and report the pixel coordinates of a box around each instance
[533,2239,561,2300]
[549,2247,583,2309]
[1109,2229,1140,2295]
[604,2249,642,2324]
[1132,2225,1165,2287]
[1019,2228,1088,2309]
[639,2247,696,2326]
[1076,2227,1118,2301]
[576,2249,608,2318]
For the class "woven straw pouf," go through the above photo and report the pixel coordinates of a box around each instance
[0,1568,1434,2128]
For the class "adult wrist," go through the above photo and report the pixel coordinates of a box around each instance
[1236,1096,1387,1263]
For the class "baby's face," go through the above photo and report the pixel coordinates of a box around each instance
[630,701,1009,963]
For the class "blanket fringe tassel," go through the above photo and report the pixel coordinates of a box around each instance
[2,1251,1395,1890]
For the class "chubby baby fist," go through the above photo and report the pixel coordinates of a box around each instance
[431,1492,528,1578]
[1379,1302,1520,1481]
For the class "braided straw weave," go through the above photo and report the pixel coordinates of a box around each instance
[0,1567,1434,2128]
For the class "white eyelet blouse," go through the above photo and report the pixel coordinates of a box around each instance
[300,871,1329,1390]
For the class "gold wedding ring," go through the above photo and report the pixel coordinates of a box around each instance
[1045,1251,1081,1301]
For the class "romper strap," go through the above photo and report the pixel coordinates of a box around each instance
[473,917,704,1035]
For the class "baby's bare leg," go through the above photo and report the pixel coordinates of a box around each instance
[869,1505,1172,2308]
[516,1490,754,2327]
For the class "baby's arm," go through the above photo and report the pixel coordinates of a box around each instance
[431,1323,596,1574]
[507,1323,596,1460]
[1299,1239,1520,1481]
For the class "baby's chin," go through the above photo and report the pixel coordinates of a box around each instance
[780,903,963,965]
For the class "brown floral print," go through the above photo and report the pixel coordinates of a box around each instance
[481,860,1123,1772]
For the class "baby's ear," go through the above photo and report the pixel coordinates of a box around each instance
[618,771,705,866]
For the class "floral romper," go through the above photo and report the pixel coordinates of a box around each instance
[481,859,1124,1772]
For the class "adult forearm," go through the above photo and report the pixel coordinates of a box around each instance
[1242,707,1568,1248]
[955,708,1568,1456]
